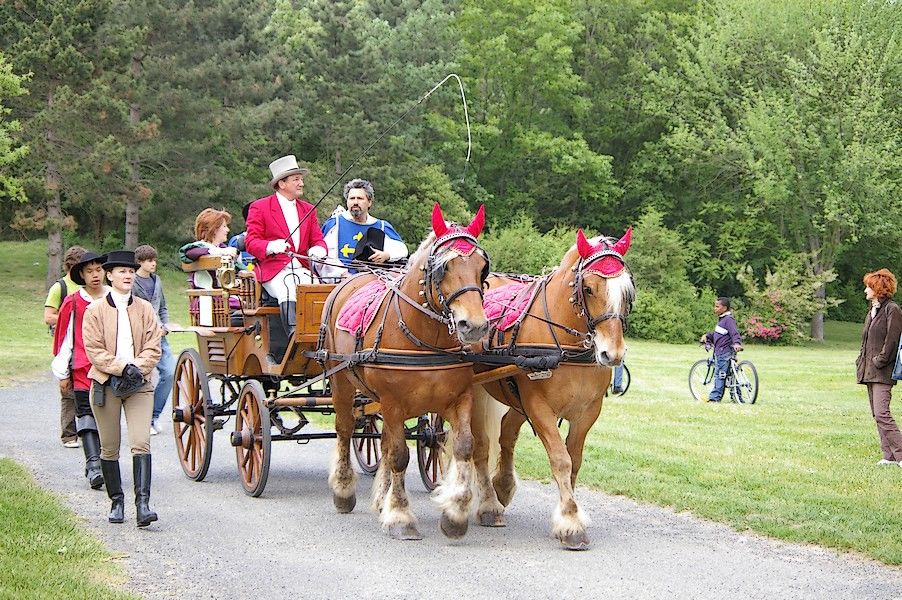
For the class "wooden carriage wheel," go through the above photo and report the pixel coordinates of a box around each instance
[172,349,214,481]
[352,414,382,475]
[416,413,450,492]
[233,380,271,497]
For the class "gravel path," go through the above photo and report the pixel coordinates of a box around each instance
[2,378,901,600]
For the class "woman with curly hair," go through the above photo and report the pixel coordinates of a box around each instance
[856,268,902,467]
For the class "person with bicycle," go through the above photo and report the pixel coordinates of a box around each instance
[700,296,743,402]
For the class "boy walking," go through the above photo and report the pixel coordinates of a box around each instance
[132,245,176,435]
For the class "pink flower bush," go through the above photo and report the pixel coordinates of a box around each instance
[745,316,784,342]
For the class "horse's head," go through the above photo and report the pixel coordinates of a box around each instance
[412,203,490,343]
[570,227,635,366]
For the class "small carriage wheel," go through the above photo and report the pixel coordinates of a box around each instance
[417,413,450,492]
[352,414,382,475]
[234,380,271,497]
[172,348,214,481]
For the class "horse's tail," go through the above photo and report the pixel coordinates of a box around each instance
[472,385,506,477]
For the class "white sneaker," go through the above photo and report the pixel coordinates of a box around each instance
[877,459,896,466]
[150,419,160,436]
[62,439,80,448]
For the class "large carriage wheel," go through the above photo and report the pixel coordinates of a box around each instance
[417,413,450,492]
[232,380,271,497]
[352,414,382,475]
[172,348,214,481]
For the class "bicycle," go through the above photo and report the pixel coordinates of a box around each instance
[609,363,630,397]
[688,345,758,404]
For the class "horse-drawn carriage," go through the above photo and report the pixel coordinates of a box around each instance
[170,204,634,549]
[170,253,449,497]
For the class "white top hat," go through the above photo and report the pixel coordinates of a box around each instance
[269,155,309,187]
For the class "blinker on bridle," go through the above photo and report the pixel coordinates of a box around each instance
[421,230,489,333]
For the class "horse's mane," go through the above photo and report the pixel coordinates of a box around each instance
[408,230,437,266]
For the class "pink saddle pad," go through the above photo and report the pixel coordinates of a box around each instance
[484,282,533,331]
[337,279,390,335]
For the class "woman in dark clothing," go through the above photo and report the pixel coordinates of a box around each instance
[856,268,902,467]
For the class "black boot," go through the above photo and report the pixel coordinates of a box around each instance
[133,454,158,527]
[81,430,104,490]
[100,459,124,523]
[279,301,297,339]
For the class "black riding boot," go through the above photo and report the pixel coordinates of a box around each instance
[100,459,124,523]
[279,300,297,339]
[133,454,158,527]
[81,430,104,490]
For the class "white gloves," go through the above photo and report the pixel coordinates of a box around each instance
[266,239,289,255]
[308,246,326,259]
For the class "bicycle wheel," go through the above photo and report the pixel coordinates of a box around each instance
[733,361,759,404]
[688,359,713,402]
[609,364,631,396]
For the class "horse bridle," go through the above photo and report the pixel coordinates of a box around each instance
[571,244,632,335]
[421,231,490,331]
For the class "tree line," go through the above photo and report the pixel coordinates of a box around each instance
[0,0,899,339]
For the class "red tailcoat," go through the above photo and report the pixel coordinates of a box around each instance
[53,291,94,391]
[245,194,327,283]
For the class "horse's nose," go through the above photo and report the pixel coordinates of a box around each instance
[598,350,623,367]
[457,319,489,342]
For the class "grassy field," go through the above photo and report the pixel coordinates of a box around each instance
[3,239,900,565]
[0,458,135,600]
[0,240,195,386]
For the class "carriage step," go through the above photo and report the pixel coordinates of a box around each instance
[212,419,226,431]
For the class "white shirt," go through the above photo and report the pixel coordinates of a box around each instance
[111,290,135,363]
[276,192,301,249]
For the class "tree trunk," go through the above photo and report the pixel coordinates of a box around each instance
[124,52,142,249]
[45,89,63,288]
[810,282,826,341]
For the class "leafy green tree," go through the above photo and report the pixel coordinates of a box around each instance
[0,54,28,204]
[442,0,620,230]
[639,0,902,339]
[0,0,119,284]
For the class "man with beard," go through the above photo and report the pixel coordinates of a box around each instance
[320,178,407,279]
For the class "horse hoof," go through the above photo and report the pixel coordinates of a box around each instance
[440,512,469,539]
[333,494,356,514]
[477,511,506,527]
[560,530,590,551]
[387,523,423,540]
[493,475,516,507]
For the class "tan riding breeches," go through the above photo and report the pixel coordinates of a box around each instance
[90,383,153,460]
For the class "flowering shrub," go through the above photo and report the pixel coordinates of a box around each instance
[745,315,783,342]
[737,253,840,344]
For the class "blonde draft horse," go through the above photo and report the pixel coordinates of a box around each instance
[324,203,490,541]
[472,228,634,550]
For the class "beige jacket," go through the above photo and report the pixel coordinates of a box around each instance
[83,293,163,384]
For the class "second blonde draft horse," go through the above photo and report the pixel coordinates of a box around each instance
[322,203,490,541]
[473,228,634,550]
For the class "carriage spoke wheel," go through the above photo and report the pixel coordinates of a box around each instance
[417,413,450,492]
[352,414,382,475]
[233,380,271,497]
[172,348,214,481]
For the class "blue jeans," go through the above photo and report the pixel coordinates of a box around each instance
[613,365,624,390]
[709,353,731,401]
[152,337,176,420]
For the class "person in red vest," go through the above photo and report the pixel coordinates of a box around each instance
[51,251,109,489]
[245,155,327,341]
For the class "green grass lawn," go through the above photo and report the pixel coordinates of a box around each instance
[513,320,902,564]
[0,458,135,600]
[3,240,900,565]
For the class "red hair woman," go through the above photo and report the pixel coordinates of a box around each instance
[856,268,902,467]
